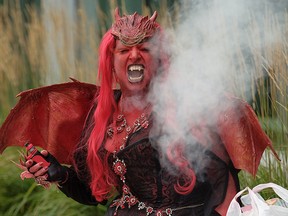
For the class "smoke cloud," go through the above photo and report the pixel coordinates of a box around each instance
[149,0,286,166]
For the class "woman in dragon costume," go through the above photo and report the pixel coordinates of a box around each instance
[0,8,278,216]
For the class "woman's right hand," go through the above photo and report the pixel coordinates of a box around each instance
[25,149,49,176]
[21,150,68,188]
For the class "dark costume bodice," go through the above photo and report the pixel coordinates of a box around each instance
[104,120,231,216]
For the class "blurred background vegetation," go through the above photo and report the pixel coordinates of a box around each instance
[0,0,287,215]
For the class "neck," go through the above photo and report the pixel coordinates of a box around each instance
[118,94,149,114]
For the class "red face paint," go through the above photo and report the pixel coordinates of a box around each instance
[113,40,159,96]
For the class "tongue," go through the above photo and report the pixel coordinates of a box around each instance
[128,70,142,77]
[128,70,143,83]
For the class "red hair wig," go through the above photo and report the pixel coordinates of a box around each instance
[167,143,196,195]
[86,29,117,201]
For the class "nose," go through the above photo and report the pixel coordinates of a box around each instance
[129,47,141,61]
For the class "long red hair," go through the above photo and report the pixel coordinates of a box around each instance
[87,30,117,201]
[166,143,196,195]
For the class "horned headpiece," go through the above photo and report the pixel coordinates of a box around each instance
[111,8,159,46]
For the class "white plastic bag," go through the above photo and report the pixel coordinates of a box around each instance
[227,182,288,216]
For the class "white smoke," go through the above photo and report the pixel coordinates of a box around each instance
[149,0,285,160]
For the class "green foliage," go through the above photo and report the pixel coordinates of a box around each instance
[0,148,107,216]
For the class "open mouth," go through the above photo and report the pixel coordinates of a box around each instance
[127,64,144,83]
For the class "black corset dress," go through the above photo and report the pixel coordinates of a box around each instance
[105,124,230,216]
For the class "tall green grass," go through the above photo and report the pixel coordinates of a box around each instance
[237,10,288,191]
[0,148,107,216]
[0,1,287,215]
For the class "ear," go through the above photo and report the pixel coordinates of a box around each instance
[112,68,120,89]
[112,66,119,83]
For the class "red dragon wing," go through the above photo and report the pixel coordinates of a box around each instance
[217,96,279,176]
[0,79,99,165]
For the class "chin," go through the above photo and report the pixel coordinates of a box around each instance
[126,84,149,95]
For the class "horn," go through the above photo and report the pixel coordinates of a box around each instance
[149,11,157,22]
[114,8,121,21]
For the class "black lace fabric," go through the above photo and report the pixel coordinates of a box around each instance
[106,122,229,216]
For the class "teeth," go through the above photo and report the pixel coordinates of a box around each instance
[128,64,144,83]
[128,65,144,71]
[128,75,143,83]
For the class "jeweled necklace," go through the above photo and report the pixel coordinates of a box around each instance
[106,107,150,152]
[111,156,175,216]
[106,106,153,215]
[111,156,203,216]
